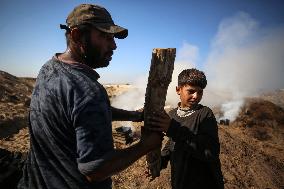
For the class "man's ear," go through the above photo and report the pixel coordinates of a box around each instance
[70,28,82,44]
[176,86,181,95]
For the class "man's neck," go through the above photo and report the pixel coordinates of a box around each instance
[58,48,84,64]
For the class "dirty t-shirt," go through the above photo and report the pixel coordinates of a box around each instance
[167,105,224,189]
[18,56,114,189]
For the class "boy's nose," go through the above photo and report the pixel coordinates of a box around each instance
[192,92,198,99]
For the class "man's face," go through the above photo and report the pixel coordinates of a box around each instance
[176,84,203,108]
[85,28,117,68]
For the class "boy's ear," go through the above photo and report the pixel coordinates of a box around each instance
[176,86,181,95]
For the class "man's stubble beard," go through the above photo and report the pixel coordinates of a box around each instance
[84,42,110,69]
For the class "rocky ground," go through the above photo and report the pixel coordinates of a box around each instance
[0,70,283,189]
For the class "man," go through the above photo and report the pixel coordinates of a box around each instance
[18,4,164,189]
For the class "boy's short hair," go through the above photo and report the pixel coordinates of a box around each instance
[178,68,207,89]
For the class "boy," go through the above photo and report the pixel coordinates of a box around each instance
[149,68,224,189]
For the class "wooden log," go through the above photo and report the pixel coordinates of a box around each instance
[144,48,176,178]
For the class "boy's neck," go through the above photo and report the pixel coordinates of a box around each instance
[178,102,198,110]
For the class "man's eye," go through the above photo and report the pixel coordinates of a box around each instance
[102,33,114,40]
[105,35,111,39]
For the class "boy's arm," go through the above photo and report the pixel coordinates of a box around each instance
[147,109,220,162]
[111,106,143,122]
[167,114,220,162]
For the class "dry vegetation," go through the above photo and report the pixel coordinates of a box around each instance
[0,70,283,189]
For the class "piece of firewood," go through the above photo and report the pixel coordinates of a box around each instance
[144,48,176,178]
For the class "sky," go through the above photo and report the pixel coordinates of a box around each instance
[1,0,284,118]
[1,0,283,84]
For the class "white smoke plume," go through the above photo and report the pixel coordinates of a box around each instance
[203,12,284,120]
[111,76,147,110]
[112,12,284,121]
[219,100,244,121]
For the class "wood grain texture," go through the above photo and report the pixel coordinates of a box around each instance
[144,48,176,178]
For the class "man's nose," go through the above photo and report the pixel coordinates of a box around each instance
[111,38,117,50]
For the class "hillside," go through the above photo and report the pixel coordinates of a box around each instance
[219,98,284,188]
[0,70,283,189]
[0,71,34,141]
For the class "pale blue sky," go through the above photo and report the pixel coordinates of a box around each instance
[0,0,283,84]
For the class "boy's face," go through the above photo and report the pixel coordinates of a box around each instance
[176,84,203,108]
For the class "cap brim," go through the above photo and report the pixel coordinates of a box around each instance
[93,24,128,39]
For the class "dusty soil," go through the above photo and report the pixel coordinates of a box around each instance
[0,70,283,189]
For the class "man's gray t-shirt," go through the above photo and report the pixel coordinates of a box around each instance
[18,56,114,189]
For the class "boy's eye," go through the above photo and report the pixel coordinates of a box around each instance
[188,90,195,94]
[187,89,203,95]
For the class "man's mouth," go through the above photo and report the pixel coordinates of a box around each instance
[105,51,113,61]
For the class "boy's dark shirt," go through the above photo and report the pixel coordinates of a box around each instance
[166,105,224,189]
[18,56,113,189]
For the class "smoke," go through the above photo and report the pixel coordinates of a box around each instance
[112,12,284,121]
[219,100,244,121]
[111,42,197,110]
[203,12,284,120]
[111,76,147,110]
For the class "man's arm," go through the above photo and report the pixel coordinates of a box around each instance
[74,101,161,183]
[82,130,162,182]
[111,106,143,122]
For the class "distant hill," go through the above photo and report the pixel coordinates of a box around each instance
[0,70,35,106]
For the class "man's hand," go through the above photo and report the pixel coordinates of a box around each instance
[146,111,171,133]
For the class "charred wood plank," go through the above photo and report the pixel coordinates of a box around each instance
[144,48,176,178]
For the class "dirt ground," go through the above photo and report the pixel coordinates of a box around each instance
[3,120,282,189]
[0,71,283,188]
[111,120,284,189]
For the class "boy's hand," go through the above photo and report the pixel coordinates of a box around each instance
[147,111,171,133]
[140,127,163,151]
